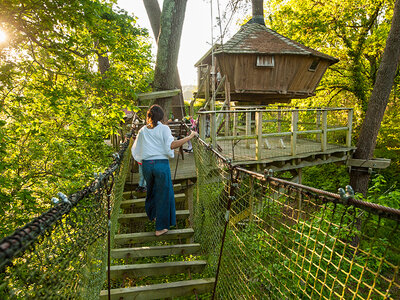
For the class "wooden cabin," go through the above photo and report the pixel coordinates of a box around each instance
[195,22,338,105]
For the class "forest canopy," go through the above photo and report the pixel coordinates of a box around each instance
[0,0,153,236]
[262,0,400,192]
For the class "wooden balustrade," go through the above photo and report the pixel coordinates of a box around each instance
[197,107,354,163]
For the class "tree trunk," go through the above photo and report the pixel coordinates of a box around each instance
[98,54,110,75]
[349,0,400,195]
[143,0,186,120]
[148,0,187,120]
[143,0,161,42]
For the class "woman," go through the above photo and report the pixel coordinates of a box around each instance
[132,105,197,236]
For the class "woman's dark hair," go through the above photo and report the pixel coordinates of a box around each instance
[147,104,164,127]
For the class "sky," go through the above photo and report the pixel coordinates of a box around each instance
[117,0,248,86]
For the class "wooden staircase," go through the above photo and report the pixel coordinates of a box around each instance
[100,182,215,299]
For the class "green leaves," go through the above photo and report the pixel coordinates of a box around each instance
[0,0,153,237]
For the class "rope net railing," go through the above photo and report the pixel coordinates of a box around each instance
[192,137,400,299]
[0,132,133,299]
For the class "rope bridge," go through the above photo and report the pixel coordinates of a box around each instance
[192,137,400,299]
[0,132,133,299]
[0,120,399,299]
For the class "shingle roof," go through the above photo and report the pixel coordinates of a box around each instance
[214,23,338,63]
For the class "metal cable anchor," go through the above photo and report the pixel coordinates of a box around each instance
[338,185,354,204]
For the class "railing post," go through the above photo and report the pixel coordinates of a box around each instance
[205,71,210,110]
[224,79,231,137]
[246,112,252,149]
[199,113,206,140]
[321,109,328,152]
[291,110,299,156]
[277,107,282,133]
[346,109,353,147]
[316,108,321,142]
[232,110,238,137]
[255,111,263,161]
[211,111,217,148]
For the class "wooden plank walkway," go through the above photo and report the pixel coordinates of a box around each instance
[216,136,354,163]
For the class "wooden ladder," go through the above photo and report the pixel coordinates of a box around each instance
[100,182,215,299]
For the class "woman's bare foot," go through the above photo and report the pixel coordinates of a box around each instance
[155,229,168,236]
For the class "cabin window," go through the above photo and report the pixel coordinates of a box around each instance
[308,59,320,71]
[256,55,275,67]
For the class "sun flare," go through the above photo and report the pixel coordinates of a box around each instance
[0,30,7,43]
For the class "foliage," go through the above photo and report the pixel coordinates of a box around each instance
[303,164,350,193]
[0,0,153,237]
[265,0,399,145]
[261,0,400,197]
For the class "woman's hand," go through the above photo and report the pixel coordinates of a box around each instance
[189,130,198,139]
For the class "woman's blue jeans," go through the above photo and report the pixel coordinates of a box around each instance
[142,159,176,231]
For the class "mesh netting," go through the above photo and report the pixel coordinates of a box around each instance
[192,137,400,299]
[0,135,133,299]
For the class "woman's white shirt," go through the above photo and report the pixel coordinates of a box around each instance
[131,122,175,163]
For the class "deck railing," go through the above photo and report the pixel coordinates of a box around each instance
[197,107,353,163]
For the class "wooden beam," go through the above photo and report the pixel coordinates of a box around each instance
[118,210,189,223]
[347,158,391,169]
[255,111,263,161]
[246,112,252,149]
[114,228,194,245]
[137,89,181,101]
[108,260,207,279]
[291,110,298,156]
[321,110,328,152]
[99,278,215,300]
[111,244,201,259]
[346,109,353,147]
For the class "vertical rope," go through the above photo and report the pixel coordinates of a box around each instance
[212,164,236,299]
[106,174,114,300]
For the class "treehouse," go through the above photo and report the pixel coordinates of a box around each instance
[195,22,339,105]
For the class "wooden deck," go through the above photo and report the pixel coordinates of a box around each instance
[216,136,354,163]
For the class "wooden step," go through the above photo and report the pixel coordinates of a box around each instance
[108,260,207,279]
[118,210,189,223]
[123,184,183,199]
[120,193,186,209]
[99,278,215,300]
[114,228,194,246]
[111,243,201,259]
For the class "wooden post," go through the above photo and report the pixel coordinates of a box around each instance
[232,111,238,137]
[224,79,231,136]
[291,110,299,156]
[346,109,353,147]
[316,108,321,142]
[205,71,210,110]
[277,107,282,133]
[321,110,328,152]
[199,113,206,140]
[211,111,217,148]
[255,111,263,161]
[246,111,252,149]
[210,71,217,147]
